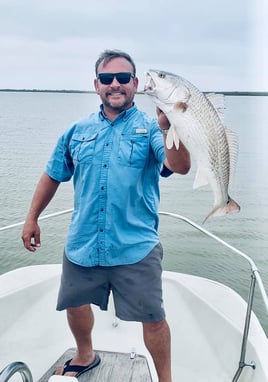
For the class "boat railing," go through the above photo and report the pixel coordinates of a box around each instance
[1,209,267,382]
[0,361,33,382]
[1,208,267,313]
[158,211,266,382]
[159,211,268,314]
[0,208,74,232]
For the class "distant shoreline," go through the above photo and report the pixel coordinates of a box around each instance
[0,88,267,96]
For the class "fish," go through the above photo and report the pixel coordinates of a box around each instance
[144,69,240,223]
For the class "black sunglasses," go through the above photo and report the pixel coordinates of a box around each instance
[97,72,135,85]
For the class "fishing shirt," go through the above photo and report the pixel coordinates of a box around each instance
[45,104,171,267]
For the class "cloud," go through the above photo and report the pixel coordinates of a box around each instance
[0,0,266,91]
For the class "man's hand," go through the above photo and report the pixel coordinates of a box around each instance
[21,220,41,252]
[21,173,60,252]
[156,107,170,130]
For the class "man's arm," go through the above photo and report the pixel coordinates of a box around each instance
[21,173,60,251]
[157,108,191,175]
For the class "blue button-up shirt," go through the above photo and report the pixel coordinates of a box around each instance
[45,104,169,267]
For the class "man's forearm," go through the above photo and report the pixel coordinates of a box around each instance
[164,137,191,175]
[26,172,60,221]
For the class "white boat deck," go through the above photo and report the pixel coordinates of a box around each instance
[1,212,268,381]
[38,348,152,381]
[1,265,268,381]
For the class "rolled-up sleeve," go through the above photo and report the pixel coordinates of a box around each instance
[45,131,74,182]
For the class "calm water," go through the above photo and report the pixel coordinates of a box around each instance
[0,91,268,330]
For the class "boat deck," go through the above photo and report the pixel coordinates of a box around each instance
[38,348,153,381]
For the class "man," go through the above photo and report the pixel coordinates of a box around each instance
[22,50,191,381]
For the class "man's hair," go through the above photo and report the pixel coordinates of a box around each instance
[95,49,136,76]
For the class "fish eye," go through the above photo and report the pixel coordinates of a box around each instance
[158,72,166,79]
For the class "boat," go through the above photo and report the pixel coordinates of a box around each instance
[0,210,268,382]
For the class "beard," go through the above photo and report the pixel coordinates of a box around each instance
[101,90,134,112]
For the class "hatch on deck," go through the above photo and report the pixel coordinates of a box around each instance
[38,348,153,382]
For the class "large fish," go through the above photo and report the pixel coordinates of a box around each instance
[144,69,240,222]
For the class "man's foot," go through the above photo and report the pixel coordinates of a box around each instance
[55,354,100,377]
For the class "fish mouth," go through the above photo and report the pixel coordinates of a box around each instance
[144,72,156,93]
[143,70,177,104]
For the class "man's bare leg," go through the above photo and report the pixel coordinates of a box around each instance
[55,304,95,376]
[143,319,172,382]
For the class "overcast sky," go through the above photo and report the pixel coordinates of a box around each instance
[0,0,267,91]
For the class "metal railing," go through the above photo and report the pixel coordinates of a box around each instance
[1,209,268,381]
[0,362,33,382]
[158,211,268,381]
[0,209,73,232]
[159,211,268,314]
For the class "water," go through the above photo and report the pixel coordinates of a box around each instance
[0,91,268,331]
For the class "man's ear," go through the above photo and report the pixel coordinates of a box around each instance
[133,76,139,92]
[94,78,100,94]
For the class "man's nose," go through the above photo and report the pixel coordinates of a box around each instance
[110,77,121,86]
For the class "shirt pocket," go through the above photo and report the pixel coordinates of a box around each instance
[70,133,98,164]
[118,133,149,168]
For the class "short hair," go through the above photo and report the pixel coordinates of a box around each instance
[95,49,136,76]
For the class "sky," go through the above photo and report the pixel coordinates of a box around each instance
[0,0,267,92]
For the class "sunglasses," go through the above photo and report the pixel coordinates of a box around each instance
[97,72,135,85]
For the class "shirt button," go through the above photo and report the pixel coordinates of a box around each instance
[103,164,107,168]
[101,186,104,190]
[99,228,104,232]
[100,208,104,212]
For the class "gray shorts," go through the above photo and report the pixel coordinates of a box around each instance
[56,243,165,322]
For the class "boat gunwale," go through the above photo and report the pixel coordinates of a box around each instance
[1,209,267,314]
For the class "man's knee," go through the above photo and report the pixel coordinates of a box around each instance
[143,319,168,333]
[67,304,92,317]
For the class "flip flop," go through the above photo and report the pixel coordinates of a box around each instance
[62,354,101,377]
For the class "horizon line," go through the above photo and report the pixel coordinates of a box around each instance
[0,88,267,96]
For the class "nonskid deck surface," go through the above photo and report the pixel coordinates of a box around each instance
[38,348,153,382]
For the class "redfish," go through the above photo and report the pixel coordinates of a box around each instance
[144,69,240,222]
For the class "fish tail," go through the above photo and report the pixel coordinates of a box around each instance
[203,196,240,224]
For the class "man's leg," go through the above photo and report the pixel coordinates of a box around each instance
[143,319,172,382]
[55,304,95,376]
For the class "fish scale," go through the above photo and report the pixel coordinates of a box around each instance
[144,69,240,222]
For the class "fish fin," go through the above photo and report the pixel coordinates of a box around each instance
[166,125,180,150]
[172,126,180,149]
[174,101,188,112]
[193,167,209,189]
[205,93,225,123]
[203,196,240,224]
[166,127,174,149]
[225,128,239,187]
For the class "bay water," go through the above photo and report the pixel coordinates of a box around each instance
[0,91,267,331]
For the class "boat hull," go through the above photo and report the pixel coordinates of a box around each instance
[1,265,268,381]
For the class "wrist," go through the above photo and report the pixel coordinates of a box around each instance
[26,211,39,222]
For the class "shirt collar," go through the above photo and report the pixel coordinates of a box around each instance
[99,103,137,122]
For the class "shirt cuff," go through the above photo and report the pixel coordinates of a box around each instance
[160,164,173,177]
